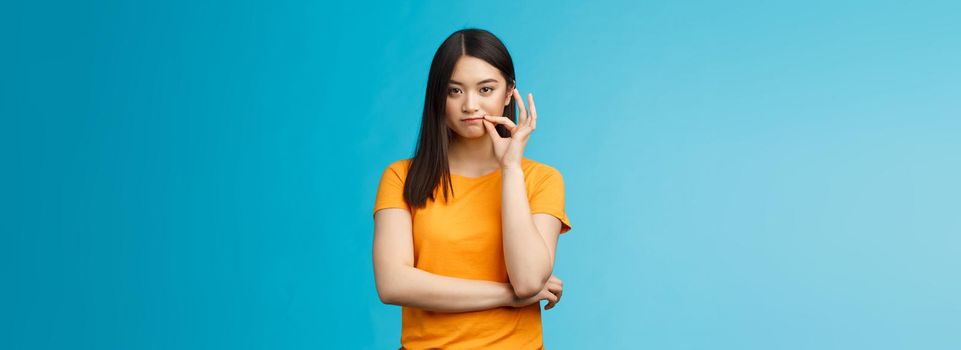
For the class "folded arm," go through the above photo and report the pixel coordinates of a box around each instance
[500,167,563,298]
[373,208,518,312]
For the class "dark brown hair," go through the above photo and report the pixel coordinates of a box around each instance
[403,28,517,208]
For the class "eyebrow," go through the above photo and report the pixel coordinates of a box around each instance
[449,78,500,86]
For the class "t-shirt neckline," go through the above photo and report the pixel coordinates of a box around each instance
[450,168,502,180]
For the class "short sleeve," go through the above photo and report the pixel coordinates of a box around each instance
[529,167,572,234]
[373,161,411,216]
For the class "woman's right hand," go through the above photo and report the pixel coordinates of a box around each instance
[510,275,563,310]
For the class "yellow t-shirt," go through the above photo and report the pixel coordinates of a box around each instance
[373,157,572,350]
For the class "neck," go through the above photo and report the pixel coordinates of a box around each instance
[448,135,500,171]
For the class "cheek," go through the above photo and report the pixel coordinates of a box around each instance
[444,98,462,127]
[445,98,459,117]
[481,96,506,113]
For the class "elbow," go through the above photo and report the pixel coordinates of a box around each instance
[374,264,413,306]
[511,268,552,299]
[376,287,392,304]
[377,285,399,305]
[375,279,401,305]
[511,279,546,299]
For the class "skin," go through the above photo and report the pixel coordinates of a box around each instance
[373,55,564,313]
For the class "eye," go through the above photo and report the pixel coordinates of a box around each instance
[480,87,494,93]
[448,87,462,95]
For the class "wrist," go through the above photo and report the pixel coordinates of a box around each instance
[500,162,523,172]
[499,283,520,307]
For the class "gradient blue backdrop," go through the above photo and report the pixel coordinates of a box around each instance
[2,1,959,349]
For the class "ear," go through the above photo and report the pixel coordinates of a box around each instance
[503,81,514,106]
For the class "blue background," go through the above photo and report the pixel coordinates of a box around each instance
[2,1,959,349]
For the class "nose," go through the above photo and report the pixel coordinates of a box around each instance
[462,92,480,114]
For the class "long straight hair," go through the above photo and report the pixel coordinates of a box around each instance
[403,28,517,209]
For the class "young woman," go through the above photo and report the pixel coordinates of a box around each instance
[372,28,572,349]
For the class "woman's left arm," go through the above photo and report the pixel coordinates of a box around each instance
[501,166,563,298]
[482,89,563,299]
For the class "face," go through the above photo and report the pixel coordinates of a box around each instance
[444,55,513,140]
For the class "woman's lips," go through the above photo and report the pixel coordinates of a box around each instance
[461,117,484,124]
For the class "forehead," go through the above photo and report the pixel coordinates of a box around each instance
[449,56,502,84]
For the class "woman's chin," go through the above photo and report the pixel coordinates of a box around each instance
[452,128,487,139]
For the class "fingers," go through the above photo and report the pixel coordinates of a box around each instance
[545,290,558,304]
[543,276,563,310]
[482,120,499,138]
[547,281,562,297]
[547,277,562,290]
[482,115,517,131]
[528,93,537,129]
[547,276,562,310]
[542,289,558,310]
[512,88,528,127]
[548,280,563,303]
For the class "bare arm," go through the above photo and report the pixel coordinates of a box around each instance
[500,166,562,298]
[482,90,564,299]
[374,208,530,312]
